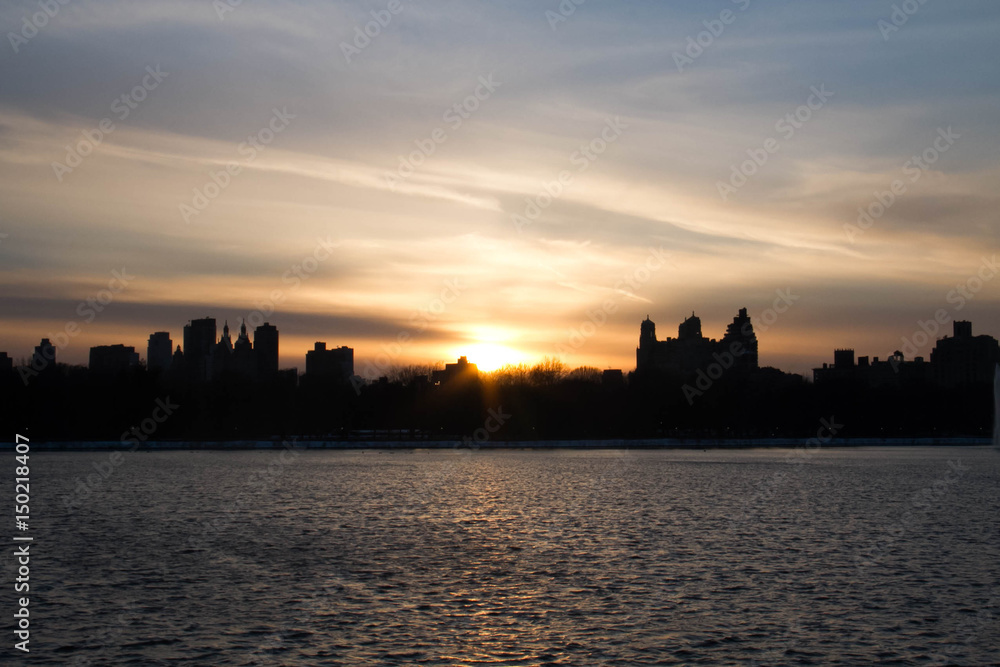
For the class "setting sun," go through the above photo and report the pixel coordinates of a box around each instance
[459,343,529,372]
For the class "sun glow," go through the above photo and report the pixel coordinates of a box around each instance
[460,343,528,373]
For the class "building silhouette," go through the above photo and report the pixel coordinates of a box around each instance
[32,338,56,374]
[813,348,927,387]
[432,356,478,385]
[89,344,140,374]
[601,368,624,387]
[219,321,233,352]
[232,319,254,377]
[211,321,234,378]
[175,318,283,381]
[183,317,216,382]
[637,308,758,375]
[171,345,184,372]
[931,320,1000,388]
[723,308,759,369]
[0,352,12,375]
[254,323,279,376]
[147,332,173,373]
[305,342,354,380]
[814,320,997,388]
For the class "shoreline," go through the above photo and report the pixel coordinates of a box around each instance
[3,437,992,451]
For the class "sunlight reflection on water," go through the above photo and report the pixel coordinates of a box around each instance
[11,447,1000,665]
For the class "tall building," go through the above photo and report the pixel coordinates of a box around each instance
[183,317,216,382]
[171,345,184,372]
[89,345,140,374]
[834,349,855,370]
[219,321,233,352]
[0,352,12,374]
[931,320,1000,388]
[32,338,56,373]
[147,332,173,372]
[722,308,759,370]
[232,319,255,378]
[254,322,279,376]
[212,321,234,378]
[305,342,354,379]
[636,308,759,375]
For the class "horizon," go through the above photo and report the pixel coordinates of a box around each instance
[7,305,996,380]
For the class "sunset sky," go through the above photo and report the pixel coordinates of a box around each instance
[1,1,998,376]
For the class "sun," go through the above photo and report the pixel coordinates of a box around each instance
[461,343,527,373]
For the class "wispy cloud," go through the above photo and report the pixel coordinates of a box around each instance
[1,0,999,374]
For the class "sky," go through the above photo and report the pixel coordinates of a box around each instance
[1,0,998,377]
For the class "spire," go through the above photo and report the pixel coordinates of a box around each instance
[224,320,230,337]
[240,319,247,337]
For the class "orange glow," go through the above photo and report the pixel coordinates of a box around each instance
[451,327,534,372]
[458,343,529,372]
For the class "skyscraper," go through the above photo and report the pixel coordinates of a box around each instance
[254,322,279,376]
[721,307,759,371]
[232,319,255,378]
[147,332,173,372]
[931,320,1000,388]
[212,321,234,378]
[183,318,216,382]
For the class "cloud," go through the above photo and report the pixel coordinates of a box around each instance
[1,0,999,375]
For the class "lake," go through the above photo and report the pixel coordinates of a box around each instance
[6,446,998,665]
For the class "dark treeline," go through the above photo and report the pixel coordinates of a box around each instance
[0,358,992,442]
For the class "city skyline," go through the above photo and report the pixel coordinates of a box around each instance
[7,307,997,445]
[2,2,999,377]
[7,306,999,383]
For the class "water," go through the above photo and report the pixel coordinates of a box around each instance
[5,447,998,665]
